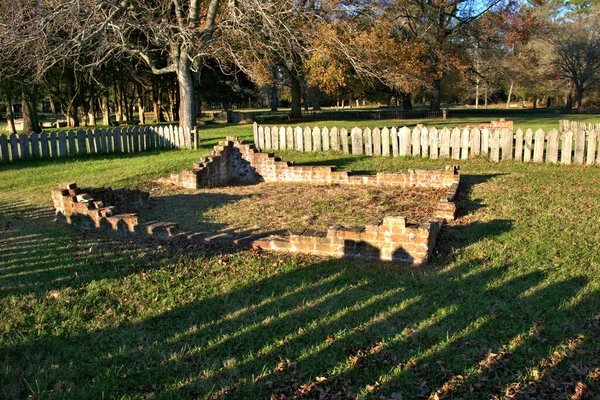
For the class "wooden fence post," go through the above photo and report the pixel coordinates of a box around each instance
[400,127,411,156]
[421,127,429,158]
[561,131,573,165]
[546,129,559,163]
[451,128,461,160]
[461,128,469,160]
[524,129,533,162]
[322,127,329,151]
[387,127,395,157]
[279,126,287,150]
[19,134,30,158]
[502,128,513,161]
[258,126,265,150]
[429,128,439,159]
[412,127,421,157]
[49,132,58,157]
[341,128,349,154]
[514,129,523,162]
[490,129,500,162]
[351,127,363,155]
[471,128,481,156]
[58,131,67,157]
[481,128,490,155]
[574,129,586,165]
[68,130,76,154]
[0,135,9,162]
[40,132,49,158]
[439,128,450,158]
[533,129,545,163]
[271,126,279,151]
[286,126,294,150]
[30,132,40,158]
[303,126,312,152]
[330,127,339,151]
[373,128,381,156]
[586,131,597,165]
[295,126,304,152]
[364,127,372,156]
[312,127,321,152]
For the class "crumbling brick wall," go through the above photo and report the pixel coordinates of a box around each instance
[52,182,150,232]
[460,118,514,130]
[167,137,459,190]
[254,216,441,264]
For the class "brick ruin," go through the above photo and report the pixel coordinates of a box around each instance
[164,137,458,189]
[53,136,460,264]
[459,118,514,131]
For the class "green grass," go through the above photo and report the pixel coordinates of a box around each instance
[1,112,600,399]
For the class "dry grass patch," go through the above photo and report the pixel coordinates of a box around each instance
[139,181,447,234]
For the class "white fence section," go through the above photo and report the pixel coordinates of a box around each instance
[0,125,183,163]
[253,122,600,165]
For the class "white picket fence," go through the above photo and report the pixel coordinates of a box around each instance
[253,122,600,165]
[0,125,186,163]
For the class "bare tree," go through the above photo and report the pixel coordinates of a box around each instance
[554,16,600,109]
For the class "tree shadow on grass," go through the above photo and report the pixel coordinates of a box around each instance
[2,188,597,399]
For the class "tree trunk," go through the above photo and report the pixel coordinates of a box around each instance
[484,85,488,109]
[311,96,321,111]
[475,76,480,109]
[270,84,278,112]
[21,84,40,133]
[4,92,16,134]
[402,93,413,111]
[506,81,514,109]
[431,79,441,111]
[290,74,302,119]
[564,92,573,109]
[575,85,584,109]
[88,85,96,126]
[113,77,122,122]
[137,84,145,125]
[102,94,111,125]
[176,52,195,149]
[302,80,309,111]
[152,79,164,123]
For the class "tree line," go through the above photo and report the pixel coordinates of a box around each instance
[0,0,599,147]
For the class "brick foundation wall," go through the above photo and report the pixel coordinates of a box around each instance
[166,137,459,190]
[254,216,441,264]
[460,118,514,130]
[54,135,460,264]
[52,182,150,230]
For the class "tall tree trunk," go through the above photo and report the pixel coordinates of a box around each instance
[575,85,584,109]
[484,85,488,109]
[21,84,40,133]
[4,92,16,134]
[431,79,441,111]
[564,92,573,109]
[402,93,413,111]
[302,80,309,111]
[176,51,194,149]
[506,81,514,109]
[88,85,96,126]
[290,74,302,119]
[475,76,480,109]
[102,93,111,125]
[152,79,163,123]
[113,77,122,122]
[137,84,145,125]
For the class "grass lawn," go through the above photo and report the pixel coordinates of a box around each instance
[1,111,600,399]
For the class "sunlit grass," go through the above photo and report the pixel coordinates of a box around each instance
[1,114,600,398]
